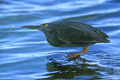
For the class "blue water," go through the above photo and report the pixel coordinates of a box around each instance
[0,0,120,80]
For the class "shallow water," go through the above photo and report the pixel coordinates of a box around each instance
[0,0,120,80]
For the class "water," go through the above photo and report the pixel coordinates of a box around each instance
[0,0,120,80]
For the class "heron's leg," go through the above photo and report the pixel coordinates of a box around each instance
[69,46,88,59]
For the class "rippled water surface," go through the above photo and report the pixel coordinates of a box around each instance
[0,0,120,80]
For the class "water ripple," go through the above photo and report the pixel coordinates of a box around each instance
[0,0,120,80]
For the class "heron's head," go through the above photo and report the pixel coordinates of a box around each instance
[23,23,56,33]
[39,23,54,32]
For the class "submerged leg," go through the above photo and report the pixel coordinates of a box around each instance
[69,46,88,59]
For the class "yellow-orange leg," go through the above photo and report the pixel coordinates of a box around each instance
[69,46,88,59]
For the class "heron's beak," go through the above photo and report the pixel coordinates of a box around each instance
[22,25,43,31]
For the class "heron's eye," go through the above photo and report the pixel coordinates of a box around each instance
[45,24,48,27]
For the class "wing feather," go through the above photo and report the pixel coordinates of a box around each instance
[56,27,99,44]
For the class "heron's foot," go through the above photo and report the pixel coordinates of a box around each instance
[69,53,80,59]
[66,54,80,61]
[67,46,88,60]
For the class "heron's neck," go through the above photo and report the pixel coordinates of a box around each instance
[43,30,53,38]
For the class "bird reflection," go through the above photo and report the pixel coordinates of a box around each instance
[43,58,103,80]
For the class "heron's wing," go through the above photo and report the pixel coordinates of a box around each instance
[56,27,100,44]
[59,21,109,38]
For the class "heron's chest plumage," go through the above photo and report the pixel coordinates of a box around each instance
[45,31,63,47]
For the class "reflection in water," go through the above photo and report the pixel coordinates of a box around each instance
[44,58,103,80]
